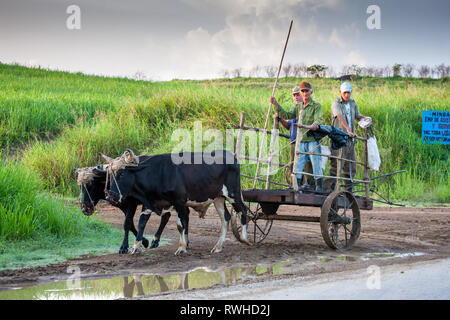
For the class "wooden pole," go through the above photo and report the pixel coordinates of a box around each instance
[265,117,279,189]
[363,128,370,200]
[235,112,245,161]
[291,96,306,191]
[253,20,293,189]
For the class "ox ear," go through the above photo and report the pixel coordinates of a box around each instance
[99,152,114,164]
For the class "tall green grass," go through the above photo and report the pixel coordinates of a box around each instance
[1,63,449,203]
[0,158,109,240]
[0,157,126,270]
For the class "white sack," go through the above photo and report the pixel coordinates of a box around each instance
[320,146,331,170]
[367,136,381,171]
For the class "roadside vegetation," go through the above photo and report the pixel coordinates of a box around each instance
[0,62,448,268]
[0,158,124,270]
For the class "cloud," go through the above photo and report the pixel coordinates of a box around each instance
[345,50,367,66]
[164,0,345,78]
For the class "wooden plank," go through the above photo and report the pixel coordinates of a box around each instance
[242,189,373,210]
[261,214,320,222]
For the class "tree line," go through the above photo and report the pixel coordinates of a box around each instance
[219,63,450,79]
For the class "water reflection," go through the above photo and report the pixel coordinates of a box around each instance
[0,251,425,300]
[0,261,292,300]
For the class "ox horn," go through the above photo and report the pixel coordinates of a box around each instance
[124,149,138,164]
[99,152,114,164]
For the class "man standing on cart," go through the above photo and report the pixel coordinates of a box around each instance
[327,82,369,192]
[272,86,314,186]
[271,82,324,192]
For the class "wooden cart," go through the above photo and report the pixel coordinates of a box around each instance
[231,112,404,250]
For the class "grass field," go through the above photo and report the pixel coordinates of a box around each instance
[2,63,447,201]
[0,62,448,268]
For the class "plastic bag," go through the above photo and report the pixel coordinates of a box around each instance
[320,146,331,170]
[358,116,372,129]
[367,136,381,171]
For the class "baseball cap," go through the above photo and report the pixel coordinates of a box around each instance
[340,82,352,93]
[299,81,312,90]
[292,86,300,94]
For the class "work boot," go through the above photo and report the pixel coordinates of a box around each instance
[315,178,324,193]
[329,181,336,192]
[300,183,311,190]
[296,178,303,190]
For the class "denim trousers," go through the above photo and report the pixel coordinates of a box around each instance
[296,141,323,182]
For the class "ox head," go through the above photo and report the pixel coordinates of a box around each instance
[101,149,139,205]
[75,165,107,215]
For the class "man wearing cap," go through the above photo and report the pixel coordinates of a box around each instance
[271,82,324,191]
[272,86,314,186]
[328,82,368,192]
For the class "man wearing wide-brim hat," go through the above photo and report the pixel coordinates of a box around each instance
[271,81,324,191]
[327,82,369,192]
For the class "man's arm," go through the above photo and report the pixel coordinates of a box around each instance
[270,96,296,119]
[273,113,291,130]
[332,100,355,136]
[336,114,355,136]
[310,103,323,131]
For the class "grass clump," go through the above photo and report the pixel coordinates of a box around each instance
[0,158,122,269]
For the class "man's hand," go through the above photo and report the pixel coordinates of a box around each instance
[346,129,356,137]
[273,113,280,120]
[270,96,279,107]
[311,123,319,131]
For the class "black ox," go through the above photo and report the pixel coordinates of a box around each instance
[75,158,170,254]
[104,149,251,255]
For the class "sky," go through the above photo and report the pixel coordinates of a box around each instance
[0,0,449,80]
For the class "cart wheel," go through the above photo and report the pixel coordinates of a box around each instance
[231,202,273,245]
[320,190,360,250]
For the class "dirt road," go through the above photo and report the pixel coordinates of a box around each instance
[0,203,448,299]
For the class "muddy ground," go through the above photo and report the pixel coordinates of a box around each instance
[0,202,449,294]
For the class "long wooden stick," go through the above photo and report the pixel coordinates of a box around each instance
[253,20,293,188]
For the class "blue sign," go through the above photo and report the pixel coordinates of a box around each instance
[422,111,450,144]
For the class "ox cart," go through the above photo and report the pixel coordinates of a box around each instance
[231,112,405,250]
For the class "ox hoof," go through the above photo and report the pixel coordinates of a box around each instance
[241,238,253,247]
[150,239,160,249]
[174,248,187,256]
[131,241,143,254]
[119,247,129,254]
[130,247,142,255]
[210,246,223,254]
[142,238,150,248]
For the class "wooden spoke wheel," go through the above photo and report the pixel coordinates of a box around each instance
[232,202,273,245]
[320,190,361,250]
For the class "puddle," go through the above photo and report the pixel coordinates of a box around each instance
[318,251,426,263]
[318,255,359,263]
[361,252,426,261]
[0,251,427,299]
[0,261,293,300]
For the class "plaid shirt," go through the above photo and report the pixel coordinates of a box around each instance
[276,99,323,142]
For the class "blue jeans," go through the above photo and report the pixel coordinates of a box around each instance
[296,141,323,182]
